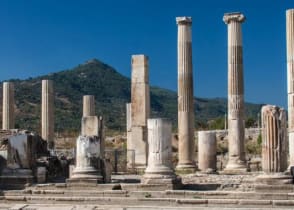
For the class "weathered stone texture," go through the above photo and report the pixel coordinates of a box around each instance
[198,131,217,173]
[142,119,179,186]
[287,9,294,167]
[261,105,287,173]
[41,80,54,150]
[130,55,150,168]
[81,116,99,136]
[223,12,247,173]
[83,95,95,117]
[176,16,195,171]
[2,82,14,130]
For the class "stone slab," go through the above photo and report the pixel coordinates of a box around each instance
[81,116,99,136]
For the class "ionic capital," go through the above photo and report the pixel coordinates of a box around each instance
[223,12,245,24]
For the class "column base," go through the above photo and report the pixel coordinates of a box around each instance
[176,163,197,174]
[223,162,248,174]
[141,173,182,189]
[255,173,293,185]
[71,167,104,183]
[198,168,218,174]
[286,165,294,176]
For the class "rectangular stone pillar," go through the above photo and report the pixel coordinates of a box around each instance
[2,82,14,130]
[41,80,54,150]
[130,55,150,169]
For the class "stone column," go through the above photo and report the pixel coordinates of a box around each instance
[255,105,291,184]
[41,80,54,150]
[286,9,294,168]
[198,131,217,173]
[176,17,196,172]
[223,12,247,173]
[70,115,104,183]
[2,82,14,130]
[130,55,150,169]
[261,105,287,173]
[83,95,95,117]
[142,118,180,188]
[126,103,134,169]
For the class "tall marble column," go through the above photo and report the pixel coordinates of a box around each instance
[2,82,14,130]
[83,95,95,117]
[41,80,54,150]
[223,12,247,173]
[142,118,180,188]
[286,9,294,168]
[176,17,196,172]
[255,105,291,184]
[130,55,150,169]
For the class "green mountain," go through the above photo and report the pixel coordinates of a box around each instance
[0,59,263,134]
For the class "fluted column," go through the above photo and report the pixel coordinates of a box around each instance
[261,105,288,173]
[223,12,247,173]
[130,55,150,169]
[176,17,196,172]
[287,9,294,168]
[142,118,180,187]
[41,80,54,150]
[255,105,292,184]
[2,82,14,130]
[83,95,95,117]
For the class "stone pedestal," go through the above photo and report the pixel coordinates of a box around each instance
[198,131,217,173]
[130,55,150,169]
[141,119,181,188]
[176,17,196,173]
[69,115,104,183]
[83,95,95,117]
[256,105,291,185]
[70,135,103,182]
[0,134,35,188]
[287,9,294,169]
[2,82,14,130]
[223,12,247,174]
[41,80,54,150]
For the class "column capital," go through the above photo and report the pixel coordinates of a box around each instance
[287,8,294,15]
[176,17,192,25]
[223,12,245,24]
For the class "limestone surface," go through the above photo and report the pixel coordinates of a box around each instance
[142,118,180,186]
[129,55,150,168]
[223,12,247,173]
[198,131,217,173]
[2,82,14,130]
[287,9,294,168]
[41,80,54,150]
[176,16,196,172]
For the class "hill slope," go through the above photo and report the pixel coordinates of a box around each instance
[0,59,263,133]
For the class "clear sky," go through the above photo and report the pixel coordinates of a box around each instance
[0,0,292,107]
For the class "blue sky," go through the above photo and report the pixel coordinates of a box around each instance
[0,1,292,107]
